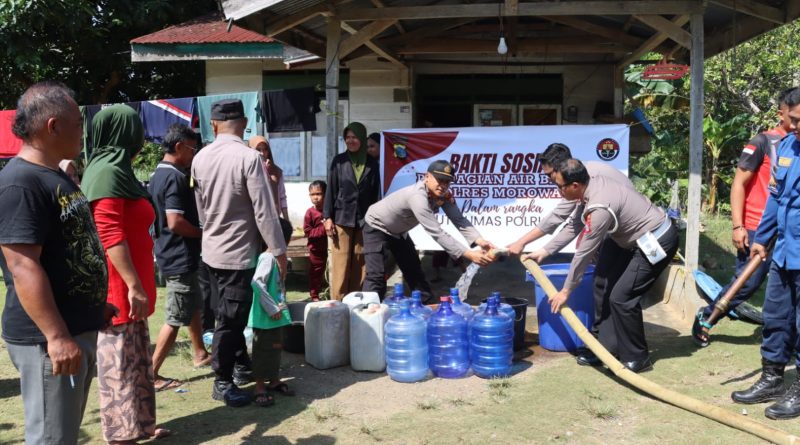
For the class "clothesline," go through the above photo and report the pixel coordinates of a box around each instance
[0,87,320,159]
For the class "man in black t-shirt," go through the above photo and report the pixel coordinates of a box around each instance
[0,81,114,444]
[148,124,210,391]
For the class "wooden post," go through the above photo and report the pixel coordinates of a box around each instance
[613,65,624,118]
[685,13,704,298]
[326,17,341,169]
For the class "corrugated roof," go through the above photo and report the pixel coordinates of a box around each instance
[131,13,274,44]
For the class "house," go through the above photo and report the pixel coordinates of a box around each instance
[131,0,800,314]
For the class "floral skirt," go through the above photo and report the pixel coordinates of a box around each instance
[97,320,156,442]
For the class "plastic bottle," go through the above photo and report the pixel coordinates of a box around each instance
[385,282,408,318]
[385,300,429,383]
[202,330,214,347]
[427,296,470,378]
[409,290,433,320]
[478,291,516,321]
[470,297,514,378]
[449,287,474,322]
[244,327,254,352]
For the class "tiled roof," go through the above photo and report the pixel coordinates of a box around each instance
[131,13,273,44]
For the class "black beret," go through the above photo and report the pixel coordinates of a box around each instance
[210,99,245,121]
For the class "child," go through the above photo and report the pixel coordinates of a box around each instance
[304,180,327,301]
[249,252,295,407]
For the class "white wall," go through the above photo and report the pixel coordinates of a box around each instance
[205,60,263,94]
[347,59,413,133]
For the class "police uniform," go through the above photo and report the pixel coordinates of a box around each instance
[362,161,482,300]
[536,161,634,236]
[545,173,679,367]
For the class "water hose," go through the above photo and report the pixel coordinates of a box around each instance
[522,257,799,445]
[705,236,775,328]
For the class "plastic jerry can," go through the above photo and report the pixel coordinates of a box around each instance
[304,301,350,369]
[350,303,390,372]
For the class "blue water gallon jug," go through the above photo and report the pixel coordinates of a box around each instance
[478,292,516,321]
[409,290,433,320]
[449,287,474,322]
[470,298,513,378]
[385,282,408,318]
[428,296,470,378]
[385,301,429,383]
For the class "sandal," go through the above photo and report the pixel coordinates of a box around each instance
[691,311,711,348]
[268,382,295,396]
[151,427,173,439]
[154,378,183,392]
[254,391,275,407]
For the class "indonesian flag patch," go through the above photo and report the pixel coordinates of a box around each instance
[577,213,592,248]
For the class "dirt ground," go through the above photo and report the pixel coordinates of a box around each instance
[4,247,791,445]
[279,253,681,425]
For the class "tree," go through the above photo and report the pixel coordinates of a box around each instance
[0,0,218,108]
[629,19,800,213]
[702,114,750,212]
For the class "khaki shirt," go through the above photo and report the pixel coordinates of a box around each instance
[192,133,286,270]
[365,181,481,258]
[545,173,665,291]
[537,161,634,234]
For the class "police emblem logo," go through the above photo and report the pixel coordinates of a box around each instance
[596,138,620,161]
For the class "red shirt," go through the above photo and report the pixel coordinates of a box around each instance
[92,197,157,325]
[303,206,327,256]
[739,127,787,231]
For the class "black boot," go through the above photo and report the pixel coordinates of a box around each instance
[765,372,800,419]
[731,360,785,404]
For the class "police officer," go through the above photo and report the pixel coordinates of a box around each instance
[507,142,633,256]
[362,160,495,301]
[526,159,679,372]
[731,87,800,419]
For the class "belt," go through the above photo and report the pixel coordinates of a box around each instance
[651,217,672,240]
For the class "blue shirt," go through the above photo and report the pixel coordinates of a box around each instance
[754,133,800,269]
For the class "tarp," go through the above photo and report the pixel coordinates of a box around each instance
[381,125,630,252]
[0,110,23,157]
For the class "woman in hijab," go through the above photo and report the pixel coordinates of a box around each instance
[323,122,380,300]
[82,104,169,443]
[249,136,292,244]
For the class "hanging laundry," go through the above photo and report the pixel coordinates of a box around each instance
[139,97,197,143]
[0,110,23,158]
[197,92,261,144]
[261,87,320,132]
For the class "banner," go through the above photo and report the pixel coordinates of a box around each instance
[380,125,629,252]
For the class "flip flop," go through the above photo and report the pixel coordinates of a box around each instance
[154,378,182,392]
[254,391,275,407]
[151,427,173,439]
[267,382,295,396]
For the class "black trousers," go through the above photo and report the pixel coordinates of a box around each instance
[592,224,679,362]
[362,223,433,301]
[206,264,255,383]
[197,261,217,333]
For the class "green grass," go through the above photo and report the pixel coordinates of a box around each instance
[0,214,799,444]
